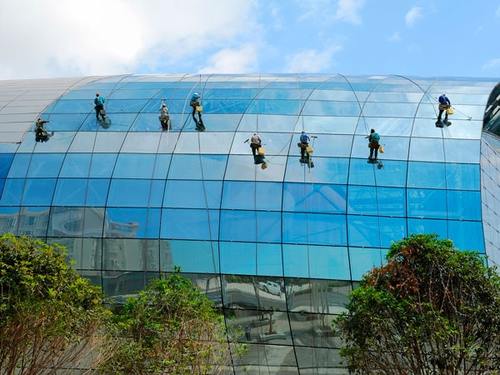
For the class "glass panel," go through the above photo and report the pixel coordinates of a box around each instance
[285,278,350,314]
[175,132,234,154]
[355,117,414,137]
[161,208,219,241]
[348,186,405,217]
[407,161,446,189]
[53,179,88,206]
[48,237,102,270]
[349,247,387,280]
[17,206,50,236]
[409,138,445,162]
[220,210,281,243]
[225,308,292,345]
[285,157,349,184]
[160,240,219,273]
[103,271,159,302]
[168,154,227,180]
[351,135,409,161]
[363,102,418,117]
[0,153,14,178]
[283,183,346,214]
[448,220,484,252]
[7,154,31,177]
[444,139,480,163]
[102,239,159,271]
[0,206,19,233]
[447,190,481,220]
[302,116,357,134]
[407,188,447,219]
[163,180,222,209]
[27,154,64,177]
[59,153,91,177]
[295,347,343,370]
[69,132,95,152]
[113,154,155,178]
[407,218,448,239]
[222,275,286,311]
[86,179,110,206]
[225,155,287,182]
[231,132,292,156]
[446,163,480,190]
[108,179,164,207]
[347,215,406,247]
[283,212,347,246]
[247,99,302,115]
[289,312,340,349]
[43,113,88,131]
[222,181,283,211]
[89,154,118,178]
[83,207,105,237]
[121,133,161,153]
[283,244,350,280]
[239,114,298,132]
[0,179,25,205]
[47,207,85,237]
[93,132,126,152]
[303,101,360,116]
[22,178,56,206]
[33,132,74,153]
[232,343,297,370]
[104,208,160,238]
[349,159,407,187]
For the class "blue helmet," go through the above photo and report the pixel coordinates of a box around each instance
[192,92,201,100]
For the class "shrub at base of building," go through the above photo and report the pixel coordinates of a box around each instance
[0,233,109,375]
[98,270,232,375]
[335,234,500,374]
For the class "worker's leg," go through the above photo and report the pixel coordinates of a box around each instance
[437,108,443,123]
[300,145,305,159]
[369,147,374,160]
[374,147,378,160]
[191,106,198,124]
[197,111,203,125]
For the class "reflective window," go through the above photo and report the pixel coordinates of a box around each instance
[47,207,84,237]
[225,155,287,182]
[17,206,50,236]
[113,154,155,178]
[407,188,447,219]
[285,157,349,184]
[447,190,481,220]
[301,115,357,134]
[168,154,227,180]
[409,138,445,162]
[0,179,25,205]
[283,183,346,214]
[231,132,291,156]
[363,102,418,117]
[161,208,219,240]
[408,161,446,189]
[446,163,480,190]
[27,154,64,177]
[164,180,222,209]
[7,154,31,177]
[44,113,88,131]
[102,239,159,271]
[348,186,405,217]
[283,212,347,246]
[86,179,110,206]
[59,153,91,177]
[108,179,164,207]
[175,132,234,154]
[407,218,448,239]
[351,135,409,161]
[160,240,219,273]
[289,312,340,348]
[89,154,117,178]
[222,181,282,211]
[22,178,56,206]
[348,215,406,247]
[448,220,484,251]
[349,159,407,187]
[285,278,350,313]
[349,247,387,280]
[247,99,302,115]
[0,153,14,178]
[93,132,126,152]
[220,210,281,243]
[121,133,161,153]
[444,139,480,163]
[0,206,19,233]
[303,101,360,116]
[53,179,88,206]
[104,208,160,238]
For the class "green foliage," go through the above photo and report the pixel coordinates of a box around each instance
[335,234,500,374]
[99,270,231,375]
[0,233,109,375]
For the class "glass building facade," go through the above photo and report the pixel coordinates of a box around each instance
[0,74,498,374]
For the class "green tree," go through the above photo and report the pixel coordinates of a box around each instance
[335,234,500,375]
[0,234,108,375]
[99,270,231,375]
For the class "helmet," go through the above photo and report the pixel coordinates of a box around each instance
[192,92,200,99]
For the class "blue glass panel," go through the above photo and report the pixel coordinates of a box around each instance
[130,113,163,132]
[106,99,148,113]
[202,99,251,114]
[153,155,172,179]
[164,180,222,209]
[220,242,256,275]
[80,113,136,132]
[0,179,4,198]
[168,154,227,180]
[222,181,283,211]
[33,132,74,153]
[0,206,19,233]
[47,207,85,237]
[22,179,56,206]
[113,154,155,179]
[161,240,219,273]
[408,162,446,189]
[446,163,480,190]
[220,210,281,243]
[0,154,14,178]
[349,247,387,280]
[27,154,64,177]
[303,101,360,116]
[348,186,405,217]
[349,159,407,187]
[0,179,25,205]
[407,218,448,239]
[444,139,480,163]
[104,208,160,238]
[448,220,484,251]
[43,114,88,131]
[7,154,31,177]
[283,212,347,246]
[89,154,118,178]
[59,153,91,177]
[407,188,447,219]
[83,207,105,236]
[86,179,110,206]
[108,179,163,207]
[17,206,50,236]
[203,88,260,99]
[53,179,88,206]
[282,244,308,278]
[447,190,481,220]
[47,100,90,113]
[161,209,219,241]
[256,243,283,276]
[348,216,406,247]
[285,157,349,184]
[363,102,418,117]
[283,183,347,214]
[309,246,350,279]
[246,99,302,115]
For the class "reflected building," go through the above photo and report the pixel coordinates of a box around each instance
[0,74,498,374]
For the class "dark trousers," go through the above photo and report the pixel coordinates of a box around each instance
[369,146,378,160]
[191,106,203,126]
[437,108,449,123]
[300,142,308,158]
[95,104,104,119]
[251,144,259,157]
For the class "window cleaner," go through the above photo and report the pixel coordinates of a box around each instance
[436,93,452,127]
[298,131,315,168]
[366,129,380,162]
[190,93,205,131]
[34,118,53,142]
[94,93,106,122]
[159,101,171,130]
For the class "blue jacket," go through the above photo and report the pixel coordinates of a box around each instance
[438,95,450,105]
[300,133,310,143]
[94,96,105,106]
[369,132,380,142]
